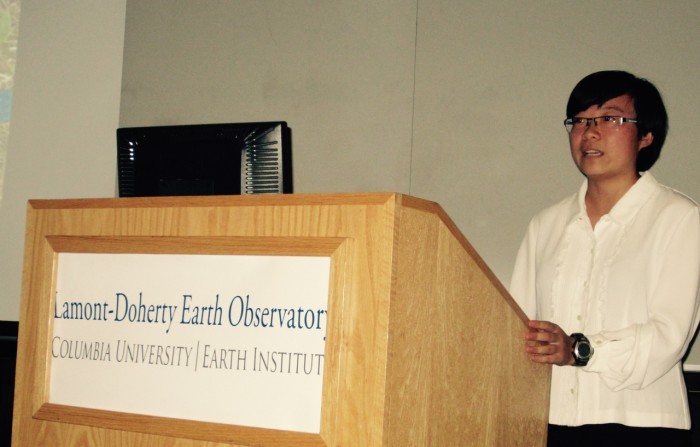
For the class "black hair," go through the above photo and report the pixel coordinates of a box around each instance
[566,70,668,172]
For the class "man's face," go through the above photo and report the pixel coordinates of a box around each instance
[569,94,653,184]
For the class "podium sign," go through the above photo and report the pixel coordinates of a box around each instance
[51,252,330,432]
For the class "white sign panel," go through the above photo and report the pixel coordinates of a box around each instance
[51,252,330,433]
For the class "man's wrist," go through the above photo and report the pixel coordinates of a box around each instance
[567,335,575,365]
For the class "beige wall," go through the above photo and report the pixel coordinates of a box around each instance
[1,1,699,364]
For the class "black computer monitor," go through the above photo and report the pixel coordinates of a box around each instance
[117,121,292,197]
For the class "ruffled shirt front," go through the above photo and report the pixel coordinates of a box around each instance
[510,172,700,428]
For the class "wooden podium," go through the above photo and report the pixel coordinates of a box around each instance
[12,192,550,446]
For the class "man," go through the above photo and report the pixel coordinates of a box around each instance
[510,70,700,446]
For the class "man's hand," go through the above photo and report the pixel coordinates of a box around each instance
[525,320,575,366]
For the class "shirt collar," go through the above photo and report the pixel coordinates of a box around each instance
[568,172,659,227]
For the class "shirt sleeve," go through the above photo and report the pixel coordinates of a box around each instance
[509,216,539,320]
[585,206,700,391]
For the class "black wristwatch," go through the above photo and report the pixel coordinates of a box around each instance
[571,333,593,367]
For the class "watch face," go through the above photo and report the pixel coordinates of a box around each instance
[572,333,593,366]
[578,343,591,358]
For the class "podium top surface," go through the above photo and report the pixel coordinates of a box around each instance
[28,192,432,209]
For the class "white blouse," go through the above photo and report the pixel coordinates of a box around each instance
[510,172,700,428]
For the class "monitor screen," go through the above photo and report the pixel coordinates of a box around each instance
[117,121,292,197]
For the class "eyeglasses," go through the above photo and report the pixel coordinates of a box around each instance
[563,116,638,134]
